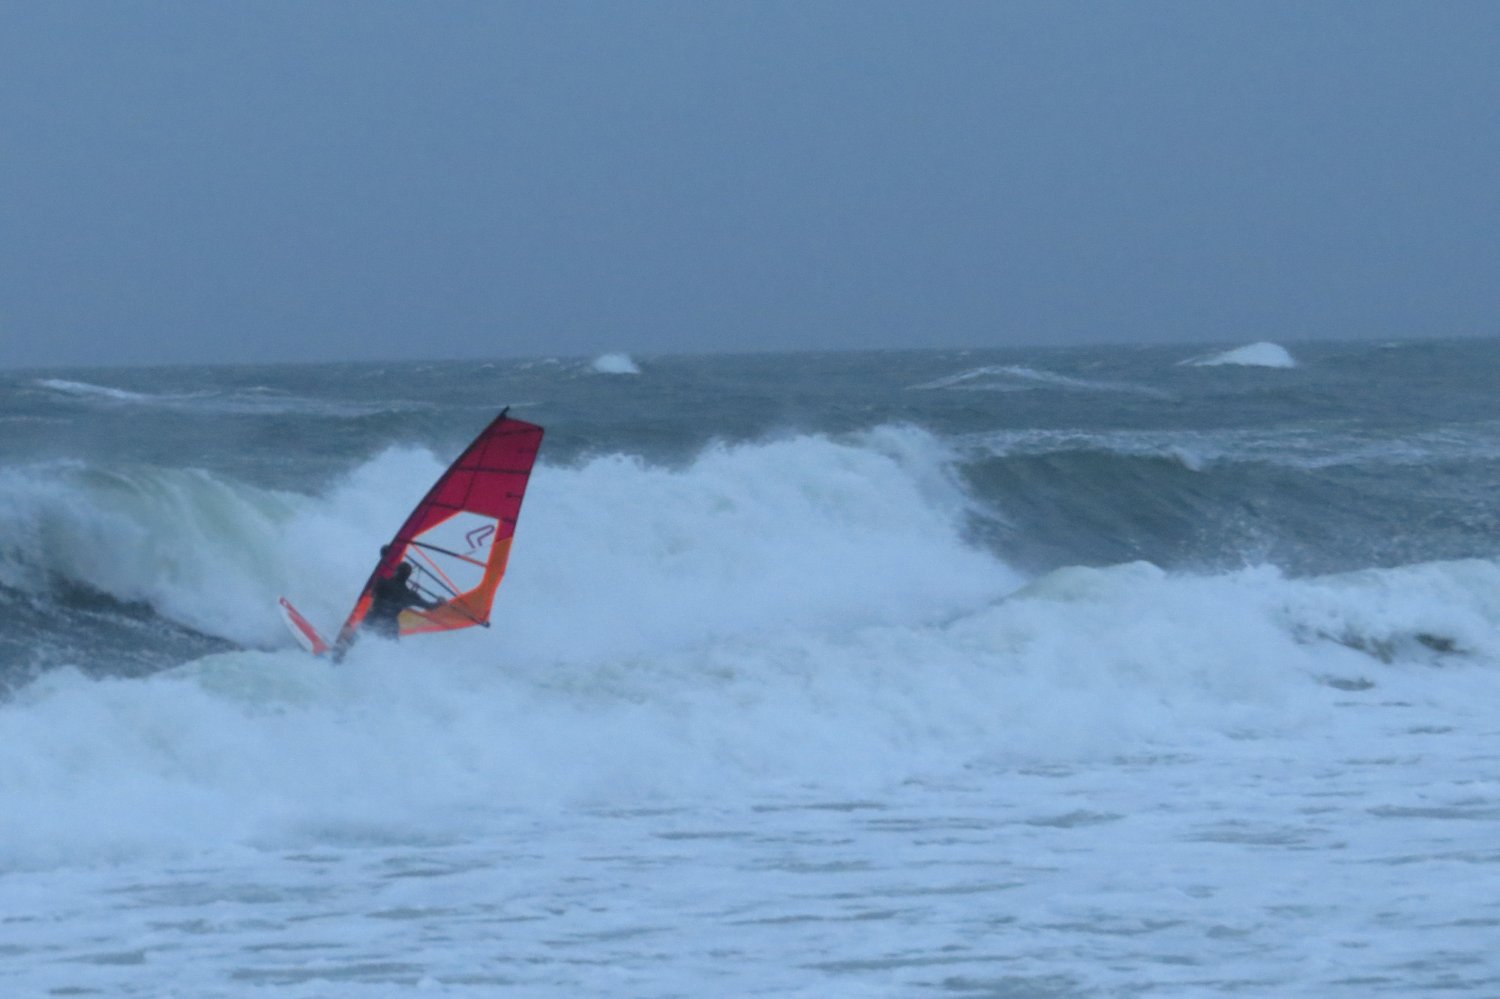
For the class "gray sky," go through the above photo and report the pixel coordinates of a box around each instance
[2,1,1497,369]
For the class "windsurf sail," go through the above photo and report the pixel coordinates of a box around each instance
[333,408,544,649]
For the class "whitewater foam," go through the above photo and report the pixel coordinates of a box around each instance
[590,352,642,375]
[34,378,156,402]
[910,364,1167,396]
[1,424,1016,658]
[32,377,413,417]
[494,425,1016,663]
[5,550,1498,872]
[1183,341,1298,368]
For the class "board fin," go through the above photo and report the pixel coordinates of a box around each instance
[278,597,331,656]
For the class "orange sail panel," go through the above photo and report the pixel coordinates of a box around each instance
[336,410,544,646]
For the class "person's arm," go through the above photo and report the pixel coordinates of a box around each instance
[401,586,443,612]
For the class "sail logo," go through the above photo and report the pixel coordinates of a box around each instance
[465,523,496,552]
[412,511,504,592]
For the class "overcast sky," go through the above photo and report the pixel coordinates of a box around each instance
[2,1,1497,369]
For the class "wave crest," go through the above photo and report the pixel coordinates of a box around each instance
[590,352,642,375]
[1183,342,1298,368]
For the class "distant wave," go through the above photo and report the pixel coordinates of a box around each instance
[33,378,418,418]
[590,352,642,375]
[960,421,1500,471]
[34,378,155,402]
[959,427,1216,471]
[0,415,66,426]
[910,364,1168,397]
[1182,342,1297,368]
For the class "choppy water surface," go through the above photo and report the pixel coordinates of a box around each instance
[3,338,1499,995]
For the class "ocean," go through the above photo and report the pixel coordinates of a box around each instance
[2,337,1499,997]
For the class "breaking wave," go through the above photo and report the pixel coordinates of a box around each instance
[4,542,1499,869]
[1182,342,1298,368]
[590,352,642,375]
[32,378,410,417]
[35,378,157,402]
[910,364,1166,396]
[3,414,1499,870]
[0,426,1014,660]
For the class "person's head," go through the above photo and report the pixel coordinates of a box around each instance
[395,563,413,582]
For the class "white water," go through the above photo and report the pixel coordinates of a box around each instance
[34,378,158,402]
[1184,342,1298,368]
[589,352,642,375]
[4,430,1500,995]
[31,377,413,417]
[910,364,1168,396]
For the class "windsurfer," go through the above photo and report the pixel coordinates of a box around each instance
[363,561,441,639]
[280,409,543,659]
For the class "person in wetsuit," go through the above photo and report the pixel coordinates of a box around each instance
[363,561,440,639]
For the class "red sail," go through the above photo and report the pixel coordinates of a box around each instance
[336,410,544,647]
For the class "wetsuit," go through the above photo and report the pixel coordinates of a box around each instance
[363,571,439,639]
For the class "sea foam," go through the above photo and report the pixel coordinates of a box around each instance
[5,425,1500,871]
[1183,342,1298,368]
[4,548,1498,871]
[34,378,154,402]
[6,435,1500,873]
[589,352,642,375]
[911,364,1166,396]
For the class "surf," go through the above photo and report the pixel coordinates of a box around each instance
[4,551,1498,872]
